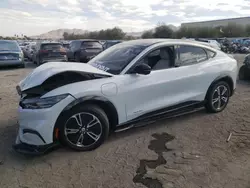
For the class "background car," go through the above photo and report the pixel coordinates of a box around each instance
[26,43,36,60]
[14,39,238,154]
[239,54,250,80]
[103,40,123,50]
[0,40,24,68]
[32,42,67,65]
[66,39,103,63]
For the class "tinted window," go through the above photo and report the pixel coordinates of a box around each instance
[41,43,62,50]
[89,44,147,75]
[177,45,208,66]
[82,41,102,48]
[0,41,20,52]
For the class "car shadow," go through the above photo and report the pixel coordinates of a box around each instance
[108,108,207,143]
[0,60,35,71]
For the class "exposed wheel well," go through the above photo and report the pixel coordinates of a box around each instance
[206,76,234,99]
[70,100,119,132]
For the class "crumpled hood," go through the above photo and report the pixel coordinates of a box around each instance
[19,62,113,91]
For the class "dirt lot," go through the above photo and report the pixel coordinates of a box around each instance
[0,56,250,188]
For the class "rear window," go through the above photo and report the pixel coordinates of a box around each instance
[41,43,62,50]
[82,41,102,48]
[0,41,20,52]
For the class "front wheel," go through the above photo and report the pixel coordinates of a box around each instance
[205,81,230,113]
[59,105,109,151]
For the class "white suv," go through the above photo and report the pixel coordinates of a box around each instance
[14,39,238,154]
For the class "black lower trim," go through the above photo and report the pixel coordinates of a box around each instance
[13,141,59,156]
[115,101,204,132]
[23,129,46,144]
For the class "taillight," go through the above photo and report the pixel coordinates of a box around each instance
[39,50,48,53]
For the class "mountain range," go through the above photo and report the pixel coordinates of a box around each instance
[30,25,179,39]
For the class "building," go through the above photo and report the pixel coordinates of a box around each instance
[181,17,250,28]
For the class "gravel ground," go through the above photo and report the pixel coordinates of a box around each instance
[0,56,250,188]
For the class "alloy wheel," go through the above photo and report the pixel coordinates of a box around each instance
[212,85,229,111]
[64,112,102,148]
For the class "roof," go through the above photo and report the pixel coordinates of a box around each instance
[121,38,210,45]
[119,39,218,51]
[40,41,61,44]
[71,39,101,42]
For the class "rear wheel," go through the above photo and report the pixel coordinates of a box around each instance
[59,104,109,151]
[205,81,230,113]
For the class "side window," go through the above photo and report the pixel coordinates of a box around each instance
[142,47,174,71]
[176,45,208,66]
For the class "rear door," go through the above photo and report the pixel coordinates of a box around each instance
[174,45,215,101]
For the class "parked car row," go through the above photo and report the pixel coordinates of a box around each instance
[19,39,123,65]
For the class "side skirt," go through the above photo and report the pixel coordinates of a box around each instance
[115,101,205,133]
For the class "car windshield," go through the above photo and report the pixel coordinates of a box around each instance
[0,41,20,52]
[88,43,147,75]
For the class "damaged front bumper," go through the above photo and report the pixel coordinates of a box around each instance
[13,141,59,156]
[13,128,60,155]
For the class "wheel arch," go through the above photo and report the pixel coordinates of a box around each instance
[205,75,234,100]
[53,96,119,141]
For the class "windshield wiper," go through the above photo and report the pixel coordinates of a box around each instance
[0,50,11,51]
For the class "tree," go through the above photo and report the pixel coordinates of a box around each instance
[63,32,69,40]
[141,30,154,38]
[153,24,174,38]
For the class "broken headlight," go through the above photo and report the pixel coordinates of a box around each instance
[20,94,69,109]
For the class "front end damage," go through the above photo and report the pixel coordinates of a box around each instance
[13,63,113,155]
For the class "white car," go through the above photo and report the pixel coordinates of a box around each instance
[13,39,238,154]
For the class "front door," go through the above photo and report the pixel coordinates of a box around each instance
[119,44,212,121]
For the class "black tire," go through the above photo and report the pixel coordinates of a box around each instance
[59,104,109,151]
[205,81,230,113]
[19,64,25,68]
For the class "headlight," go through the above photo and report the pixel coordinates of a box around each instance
[19,52,24,60]
[20,94,69,109]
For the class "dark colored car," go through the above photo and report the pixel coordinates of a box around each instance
[103,40,123,50]
[32,42,67,65]
[66,39,103,63]
[0,40,24,68]
[239,54,250,80]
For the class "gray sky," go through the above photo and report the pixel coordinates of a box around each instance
[0,0,249,36]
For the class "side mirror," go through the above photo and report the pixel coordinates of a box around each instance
[133,63,151,75]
